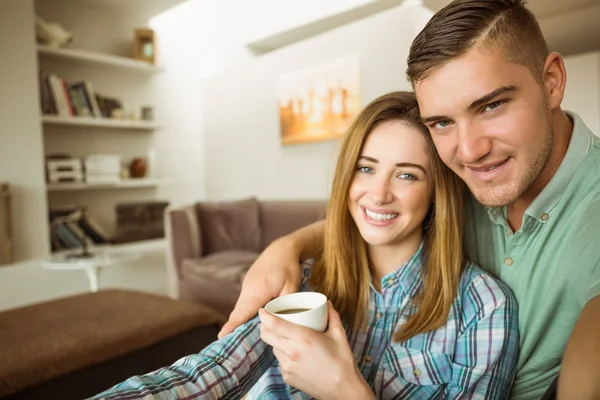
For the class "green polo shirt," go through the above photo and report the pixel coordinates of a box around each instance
[464,112,600,400]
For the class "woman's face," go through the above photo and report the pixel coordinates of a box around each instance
[348,120,433,248]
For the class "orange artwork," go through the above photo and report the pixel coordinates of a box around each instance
[277,55,361,145]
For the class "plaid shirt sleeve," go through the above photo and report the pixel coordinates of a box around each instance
[88,317,274,400]
[446,271,520,400]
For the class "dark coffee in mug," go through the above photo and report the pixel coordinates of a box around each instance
[275,308,311,314]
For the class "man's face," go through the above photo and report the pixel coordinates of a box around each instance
[415,47,553,207]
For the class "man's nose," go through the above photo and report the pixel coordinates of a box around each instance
[456,123,492,164]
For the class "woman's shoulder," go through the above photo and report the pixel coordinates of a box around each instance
[458,262,518,316]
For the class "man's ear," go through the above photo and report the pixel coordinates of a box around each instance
[542,52,567,110]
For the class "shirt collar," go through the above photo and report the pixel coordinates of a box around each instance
[380,240,424,295]
[486,111,594,223]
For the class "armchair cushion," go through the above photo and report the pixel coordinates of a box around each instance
[179,250,260,316]
[180,250,259,284]
[195,197,261,254]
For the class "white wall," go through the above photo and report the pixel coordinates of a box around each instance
[200,3,433,201]
[538,3,600,57]
[562,51,600,136]
[236,0,396,44]
[0,0,49,262]
[148,0,421,205]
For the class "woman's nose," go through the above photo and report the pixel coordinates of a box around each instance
[370,176,393,205]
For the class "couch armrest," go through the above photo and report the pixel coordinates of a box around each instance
[164,204,203,299]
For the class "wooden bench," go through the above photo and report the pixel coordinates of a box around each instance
[0,289,224,400]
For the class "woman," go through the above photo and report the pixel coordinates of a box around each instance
[91,91,518,400]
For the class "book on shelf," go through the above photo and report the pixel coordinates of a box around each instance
[39,70,123,119]
[48,206,109,252]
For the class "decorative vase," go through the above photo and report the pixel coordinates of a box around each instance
[129,158,148,178]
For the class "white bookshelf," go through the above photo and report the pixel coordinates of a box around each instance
[37,45,164,73]
[46,178,169,192]
[33,4,172,259]
[42,115,159,130]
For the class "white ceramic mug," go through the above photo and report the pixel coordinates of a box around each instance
[264,292,328,332]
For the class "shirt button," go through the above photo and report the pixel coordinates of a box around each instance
[364,356,372,364]
[506,229,513,236]
[385,278,395,286]
[376,312,382,319]
[540,212,549,221]
[504,257,513,266]
[413,368,422,377]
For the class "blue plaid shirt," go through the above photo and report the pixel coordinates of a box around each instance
[91,244,519,399]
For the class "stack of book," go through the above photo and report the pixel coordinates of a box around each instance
[84,154,121,184]
[49,207,109,252]
[39,70,123,118]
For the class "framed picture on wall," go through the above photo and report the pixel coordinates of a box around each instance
[277,55,361,145]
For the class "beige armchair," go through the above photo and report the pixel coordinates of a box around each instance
[164,197,326,317]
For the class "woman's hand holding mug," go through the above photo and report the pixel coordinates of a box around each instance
[259,298,375,400]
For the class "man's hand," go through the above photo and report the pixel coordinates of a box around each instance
[558,295,600,399]
[218,237,302,338]
[258,302,375,400]
[218,220,327,338]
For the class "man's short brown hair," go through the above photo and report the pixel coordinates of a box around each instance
[406,0,549,84]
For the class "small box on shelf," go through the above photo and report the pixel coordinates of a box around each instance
[112,201,169,244]
[133,28,156,65]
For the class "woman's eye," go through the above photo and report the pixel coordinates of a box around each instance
[398,173,416,181]
[357,166,373,174]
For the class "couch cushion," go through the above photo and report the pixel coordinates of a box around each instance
[259,200,327,250]
[180,251,259,316]
[181,250,259,284]
[196,197,261,254]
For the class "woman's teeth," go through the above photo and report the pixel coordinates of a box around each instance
[365,209,398,221]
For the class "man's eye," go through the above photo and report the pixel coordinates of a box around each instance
[433,120,451,129]
[357,166,373,174]
[484,100,504,112]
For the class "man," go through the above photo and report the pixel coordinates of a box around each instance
[219,0,600,399]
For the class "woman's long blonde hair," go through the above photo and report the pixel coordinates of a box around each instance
[309,91,466,342]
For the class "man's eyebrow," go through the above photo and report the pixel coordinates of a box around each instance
[420,85,518,125]
[467,85,517,111]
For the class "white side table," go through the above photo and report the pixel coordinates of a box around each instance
[42,248,141,292]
